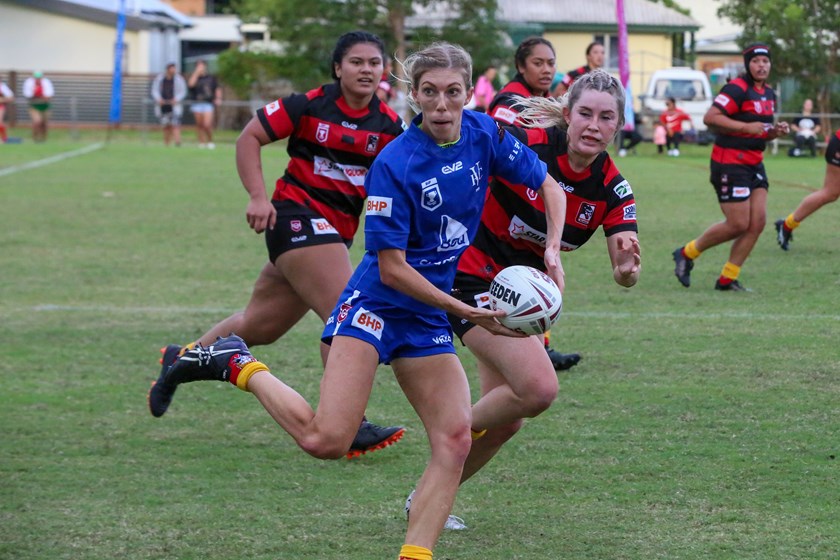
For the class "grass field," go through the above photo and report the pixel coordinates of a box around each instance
[2,127,839,560]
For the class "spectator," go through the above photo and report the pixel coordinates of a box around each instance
[22,71,54,142]
[653,123,667,154]
[151,63,187,146]
[472,65,497,112]
[618,113,643,157]
[789,98,820,157]
[659,96,694,156]
[555,41,605,96]
[188,60,221,149]
[0,78,13,143]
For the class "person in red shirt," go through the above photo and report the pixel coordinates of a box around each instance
[659,96,694,156]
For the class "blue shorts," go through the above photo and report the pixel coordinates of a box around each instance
[191,102,214,114]
[322,289,456,365]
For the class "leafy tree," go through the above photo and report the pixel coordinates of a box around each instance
[717,0,840,130]
[226,0,508,93]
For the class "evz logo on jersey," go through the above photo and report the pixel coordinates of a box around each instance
[558,180,573,193]
[365,134,380,153]
[290,219,302,232]
[265,100,280,116]
[311,218,338,235]
[509,215,547,246]
[366,196,392,217]
[469,162,483,190]
[316,122,330,143]
[352,307,384,340]
[442,161,463,174]
[437,215,469,252]
[623,203,637,221]
[613,180,633,198]
[576,202,596,226]
[422,178,443,211]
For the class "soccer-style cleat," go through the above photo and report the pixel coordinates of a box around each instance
[163,334,254,385]
[775,219,793,251]
[346,420,405,459]
[673,247,694,287]
[404,490,468,531]
[545,347,581,371]
[714,279,752,292]
[148,344,184,417]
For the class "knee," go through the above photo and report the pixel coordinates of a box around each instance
[298,431,353,461]
[750,214,767,235]
[823,189,840,203]
[517,375,559,418]
[725,218,750,236]
[429,422,474,466]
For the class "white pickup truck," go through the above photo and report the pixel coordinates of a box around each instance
[638,67,714,144]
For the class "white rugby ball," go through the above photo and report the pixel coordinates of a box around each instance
[489,265,562,335]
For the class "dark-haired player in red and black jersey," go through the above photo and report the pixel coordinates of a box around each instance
[149,31,407,458]
[442,71,640,520]
[555,41,605,97]
[775,128,840,250]
[673,43,789,291]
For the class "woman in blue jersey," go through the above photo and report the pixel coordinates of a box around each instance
[159,42,567,560]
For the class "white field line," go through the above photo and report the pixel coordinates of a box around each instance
[17,304,840,322]
[0,142,105,178]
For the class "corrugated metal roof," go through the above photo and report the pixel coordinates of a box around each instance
[4,0,193,28]
[498,0,698,29]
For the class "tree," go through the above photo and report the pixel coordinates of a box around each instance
[228,0,508,93]
[717,0,840,134]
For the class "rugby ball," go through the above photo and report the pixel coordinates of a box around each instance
[489,265,562,335]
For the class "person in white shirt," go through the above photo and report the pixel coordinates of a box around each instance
[23,71,55,142]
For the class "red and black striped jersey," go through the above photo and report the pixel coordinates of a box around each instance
[487,74,549,126]
[710,77,776,166]
[257,82,405,240]
[561,65,591,89]
[457,125,638,282]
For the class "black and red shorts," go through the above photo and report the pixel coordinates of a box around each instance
[447,272,493,342]
[265,199,351,263]
[710,161,768,203]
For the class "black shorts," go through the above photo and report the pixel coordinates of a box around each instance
[265,199,351,263]
[826,133,840,167]
[448,272,493,342]
[710,161,769,203]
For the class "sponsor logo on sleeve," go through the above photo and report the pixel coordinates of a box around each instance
[311,218,338,235]
[622,203,637,221]
[265,100,280,116]
[613,180,633,198]
[352,307,384,340]
[714,93,732,110]
[366,196,392,217]
[494,107,517,125]
[422,178,443,211]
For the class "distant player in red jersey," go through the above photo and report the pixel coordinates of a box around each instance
[148,31,407,457]
[659,96,694,156]
[442,70,640,526]
[673,43,789,291]
[555,41,605,96]
[775,129,840,250]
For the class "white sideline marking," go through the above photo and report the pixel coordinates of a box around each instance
[0,142,105,178]
[21,304,840,322]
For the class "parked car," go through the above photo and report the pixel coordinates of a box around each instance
[638,67,714,144]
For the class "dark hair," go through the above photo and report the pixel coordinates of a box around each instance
[667,96,676,105]
[514,36,555,72]
[331,30,386,80]
[585,42,603,56]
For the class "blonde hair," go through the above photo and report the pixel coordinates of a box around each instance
[398,42,473,113]
[515,68,626,132]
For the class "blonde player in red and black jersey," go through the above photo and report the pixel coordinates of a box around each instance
[673,43,789,292]
[444,70,640,523]
[148,31,407,458]
[775,129,840,250]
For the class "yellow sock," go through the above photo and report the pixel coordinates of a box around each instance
[784,213,801,230]
[233,361,269,392]
[543,329,551,348]
[471,428,487,440]
[399,544,433,560]
[721,261,741,281]
[683,239,701,260]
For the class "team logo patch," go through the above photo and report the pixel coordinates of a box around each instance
[366,196,392,217]
[337,302,352,323]
[311,218,338,235]
[469,162,483,190]
[437,215,469,252]
[753,101,763,114]
[290,219,302,232]
[526,188,538,201]
[265,100,280,116]
[613,180,633,198]
[316,122,330,143]
[623,203,637,221]
[352,307,384,340]
[422,178,443,211]
[365,134,380,153]
[576,202,596,226]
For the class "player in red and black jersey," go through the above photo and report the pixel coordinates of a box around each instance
[487,36,555,126]
[148,31,407,457]
[444,71,640,518]
[775,129,840,250]
[555,41,605,96]
[673,43,789,291]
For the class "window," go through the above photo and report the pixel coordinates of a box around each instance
[593,34,619,70]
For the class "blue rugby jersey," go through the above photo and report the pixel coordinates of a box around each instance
[346,110,548,315]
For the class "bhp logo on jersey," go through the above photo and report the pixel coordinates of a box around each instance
[311,218,338,235]
[366,196,392,217]
[352,308,384,340]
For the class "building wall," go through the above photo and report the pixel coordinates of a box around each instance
[162,0,206,16]
[0,3,148,74]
